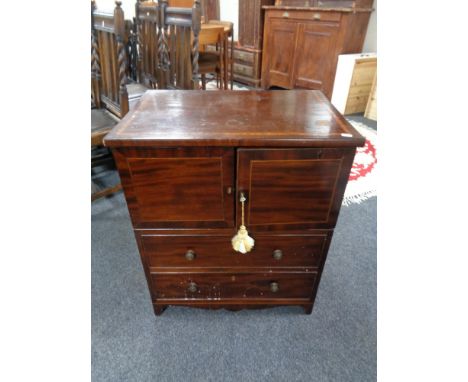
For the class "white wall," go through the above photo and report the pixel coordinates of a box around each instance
[363,0,377,53]
[220,0,239,40]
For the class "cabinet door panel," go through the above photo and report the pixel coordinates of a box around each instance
[237,148,355,231]
[263,19,298,88]
[293,22,339,97]
[113,147,235,228]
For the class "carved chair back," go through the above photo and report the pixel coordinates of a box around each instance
[135,1,160,88]
[91,0,129,118]
[159,0,202,89]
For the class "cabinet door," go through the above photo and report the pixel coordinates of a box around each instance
[236,148,355,231]
[293,22,339,98]
[113,147,235,229]
[262,19,298,88]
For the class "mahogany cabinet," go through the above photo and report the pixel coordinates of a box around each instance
[104,89,364,315]
[261,4,373,98]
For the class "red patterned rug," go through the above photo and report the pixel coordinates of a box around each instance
[343,120,377,206]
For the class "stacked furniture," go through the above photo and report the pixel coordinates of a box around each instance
[91,0,129,201]
[104,90,364,315]
[134,0,202,90]
[261,0,374,98]
[232,0,275,88]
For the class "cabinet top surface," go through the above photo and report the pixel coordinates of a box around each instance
[104,90,365,148]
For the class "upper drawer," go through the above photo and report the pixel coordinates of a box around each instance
[233,49,255,64]
[113,147,235,229]
[140,233,330,269]
[267,9,341,23]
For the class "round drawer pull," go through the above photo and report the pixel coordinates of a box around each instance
[187,282,198,293]
[270,282,279,293]
[185,250,196,261]
[272,249,283,260]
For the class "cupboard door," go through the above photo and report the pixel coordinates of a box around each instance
[113,147,235,229]
[262,19,298,88]
[236,148,355,231]
[293,22,339,98]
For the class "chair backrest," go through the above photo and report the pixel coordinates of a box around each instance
[135,1,160,88]
[126,18,138,82]
[168,0,193,7]
[199,25,223,46]
[169,0,219,23]
[159,0,202,89]
[91,0,129,118]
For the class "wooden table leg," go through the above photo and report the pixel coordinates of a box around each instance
[230,30,234,90]
[224,35,228,90]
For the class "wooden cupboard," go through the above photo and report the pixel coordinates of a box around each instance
[261,5,373,98]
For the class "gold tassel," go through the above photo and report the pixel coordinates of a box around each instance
[231,193,254,254]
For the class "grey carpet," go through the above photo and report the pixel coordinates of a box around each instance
[346,113,377,130]
[92,189,376,381]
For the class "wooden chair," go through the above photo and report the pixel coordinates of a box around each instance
[198,25,225,90]
[135,1,160,89]
[159,0,202,89]
[208,19,234,90]
[91,0,129,201]
[169,0,220,23]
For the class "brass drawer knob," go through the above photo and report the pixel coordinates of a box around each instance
[187,282,198,293]
[185,249,196,261]
[270,282,279,293]
[272,249,283,260]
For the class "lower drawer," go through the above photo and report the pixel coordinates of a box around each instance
[139,233,329,269]
[233,63,254,78]
[151,272,317,300]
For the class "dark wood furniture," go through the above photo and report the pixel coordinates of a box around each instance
[201,0,220,22]
[276,0,373,7]
[134,0,201,90]
[231,0,275,88]
[135,1,160,89]
[91,0,129,118]
[261,2,373,98]
[91,0,129,201]
[104,89,364,315]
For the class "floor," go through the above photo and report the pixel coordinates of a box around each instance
[91,92,377,382]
